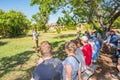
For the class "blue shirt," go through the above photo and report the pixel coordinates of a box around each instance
[94,38,100,52]
[110,34,119,46]
[33,58,63,80]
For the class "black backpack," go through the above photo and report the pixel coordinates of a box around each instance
[33,58,63,80]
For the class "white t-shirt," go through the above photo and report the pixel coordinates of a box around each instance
[33,31,38,40]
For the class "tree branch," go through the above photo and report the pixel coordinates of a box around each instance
[109,10,120,26]
[110,5,120,17]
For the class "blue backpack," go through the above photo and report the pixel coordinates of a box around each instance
[33,58,63,80]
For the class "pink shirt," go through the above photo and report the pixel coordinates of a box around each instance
[82,44,92,66]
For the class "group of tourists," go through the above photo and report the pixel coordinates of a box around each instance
[31,28,120,80]
[102,30,120,77]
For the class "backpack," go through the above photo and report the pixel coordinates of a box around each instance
[33,58,63,80]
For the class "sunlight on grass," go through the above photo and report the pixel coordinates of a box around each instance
[0,30,77,80]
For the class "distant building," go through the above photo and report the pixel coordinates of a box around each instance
[45,23,65,32]
[76,23,85,32]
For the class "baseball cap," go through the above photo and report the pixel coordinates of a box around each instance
[110,30,115,33]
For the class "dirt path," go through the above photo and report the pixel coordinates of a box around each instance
[91,52,120,80]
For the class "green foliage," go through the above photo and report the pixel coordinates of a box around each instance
[112,16,120,28]
[37,25,43,31]
[30,0,120,32]
[0,9,30,37]
[0,30,76,80]
[42,25,49,32]
[56,27,61,34]
[62,27,67,31]
[67,26,76,30]
[82,23,92,31]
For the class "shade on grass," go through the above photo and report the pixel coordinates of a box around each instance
[0,30,76,80]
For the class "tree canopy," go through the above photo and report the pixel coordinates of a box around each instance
[30,0,120,32]
[0,9,30,37]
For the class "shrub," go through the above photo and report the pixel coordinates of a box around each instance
[0,10,30,37]
[56,27,61,34]
[67,26,76,30]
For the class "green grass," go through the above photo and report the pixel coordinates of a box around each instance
[0,30,77,80]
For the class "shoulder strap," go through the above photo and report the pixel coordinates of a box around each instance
[71,56,80,63]
[71,56,82,79]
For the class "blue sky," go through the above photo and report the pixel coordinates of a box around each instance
[0,0,63,23]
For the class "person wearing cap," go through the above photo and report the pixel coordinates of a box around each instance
[80,36,92,66]
[109,30,119,48]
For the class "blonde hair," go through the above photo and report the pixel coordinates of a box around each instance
[65,41,77,53]
[40,41,52,56]
[80,36,88,43]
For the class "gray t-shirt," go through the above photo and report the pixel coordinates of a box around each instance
[75,48,86,72]
[62,56,79,80]
[62,48,87,80]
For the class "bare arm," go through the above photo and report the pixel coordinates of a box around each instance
[78,62,82,80]
[30,78,34,80]
[65,64,72,80]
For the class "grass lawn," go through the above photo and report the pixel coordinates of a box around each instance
[0,30,77,80]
